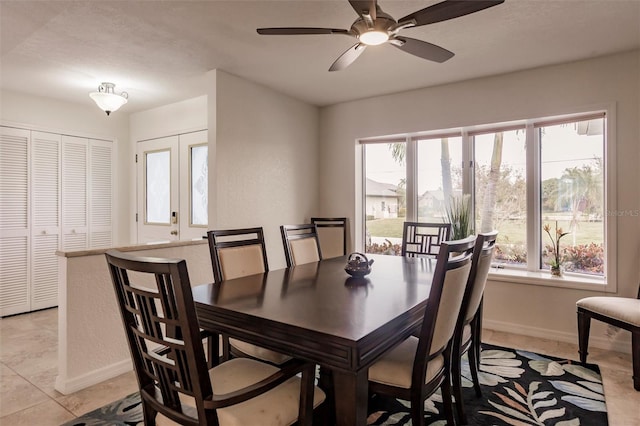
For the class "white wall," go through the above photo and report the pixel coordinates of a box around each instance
[0,90,131,245]
[56,241,214,394]
[209,70,320,269]
[318,50,640,351]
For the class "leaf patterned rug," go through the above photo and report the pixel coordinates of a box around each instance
[62,344,607,426]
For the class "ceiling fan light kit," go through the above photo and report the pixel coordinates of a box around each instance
[359,30,389,46]
[257,0,504,71]
[89,82,128,116]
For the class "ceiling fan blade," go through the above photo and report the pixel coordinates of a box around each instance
[390,36,454,63]
[329,43,367,71]
[399,0,504,27]
[348,0,377,20]
[257,27,350,35]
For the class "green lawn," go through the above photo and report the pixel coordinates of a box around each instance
[366,217,604,246]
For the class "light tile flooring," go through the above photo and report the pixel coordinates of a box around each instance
[1,307,639,425]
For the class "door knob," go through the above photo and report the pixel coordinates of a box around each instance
[170,230,178,235]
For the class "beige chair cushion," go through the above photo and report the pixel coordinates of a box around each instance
[161,358,325,426]
[464,253,493,323]
[219,245,265,281]
[577,297,640,326]
[317,227,344,259]
[229,338,293,365]
[430,263,472,355]
[290,238,320,265]
[461,324,472,346]
[369,336,445,389]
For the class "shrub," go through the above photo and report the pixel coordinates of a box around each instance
[563,243,604,274]
[366,239,402,256]
[495,244,527,264]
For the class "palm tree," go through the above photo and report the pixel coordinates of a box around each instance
[479,132,504,233]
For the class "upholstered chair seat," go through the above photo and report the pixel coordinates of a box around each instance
[576,297,640,326]
[228,339,293,365]
[156,358,326,426]
[577,290,640,391]
[369,337,445,388]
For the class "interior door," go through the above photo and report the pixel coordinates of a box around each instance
[136,131,208,243]
[137,136,179,243]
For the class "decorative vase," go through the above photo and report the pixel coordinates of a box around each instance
[550,265,563,277]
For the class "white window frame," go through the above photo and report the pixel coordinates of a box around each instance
[356,106,616,293]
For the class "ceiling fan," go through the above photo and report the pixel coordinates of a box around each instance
[257,0,504,71]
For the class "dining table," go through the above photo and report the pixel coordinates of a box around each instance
[192,253,436,426]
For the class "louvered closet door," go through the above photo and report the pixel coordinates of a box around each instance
[89,139,112,248]
[31,131,61,311]
[0,127,30,316]
[61,136,88,251]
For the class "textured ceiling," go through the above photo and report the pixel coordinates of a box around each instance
[1,0,639,113]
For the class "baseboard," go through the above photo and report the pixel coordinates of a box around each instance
[483,318,632,355]
[54,358,133,395]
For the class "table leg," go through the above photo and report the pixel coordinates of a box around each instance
[332,369,368,426]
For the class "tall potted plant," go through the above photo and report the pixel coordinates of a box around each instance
[446,194,473,239]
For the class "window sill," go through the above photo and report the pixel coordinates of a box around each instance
[488,266,608,292]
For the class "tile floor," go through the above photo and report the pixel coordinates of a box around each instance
[1,307,639,425]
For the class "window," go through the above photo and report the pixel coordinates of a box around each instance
[364,141,405,255]
[360,111,609,284]
[473,129,527,266]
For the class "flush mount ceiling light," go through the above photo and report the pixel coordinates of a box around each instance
[89,82,128,115]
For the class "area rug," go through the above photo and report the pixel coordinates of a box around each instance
[62,344,607,426]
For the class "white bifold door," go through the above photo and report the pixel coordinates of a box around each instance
[0,126,113,316]
[136,130,208,244]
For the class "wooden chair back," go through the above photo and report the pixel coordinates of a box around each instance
[105,250,214,425]
[280,224,323,267]
[311,217,347,258]
[401,222,451,258]
[207,227,269,283]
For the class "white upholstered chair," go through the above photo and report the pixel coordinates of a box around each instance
[280,224,323,267]
[105,250,325,426]
[207,227,292,365]
[451,231,498,423]
[310,217,347,259]
[368,236,476,426]
[577,288,640,391]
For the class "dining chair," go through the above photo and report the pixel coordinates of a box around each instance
[207,227,292,365]
[368,235,476,426]
[310,217,347,259]
[280,223,323,267]
[451,231,498,423]
[401,221,452,258]
[105,249,325,426]
[577,286,640,391]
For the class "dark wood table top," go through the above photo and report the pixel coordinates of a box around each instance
[193,254,436,371]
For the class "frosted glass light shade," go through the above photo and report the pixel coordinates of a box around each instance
[89,82,128,115]
[359,30,389,46]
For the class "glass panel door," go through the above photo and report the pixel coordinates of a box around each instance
[137,136,179,243]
